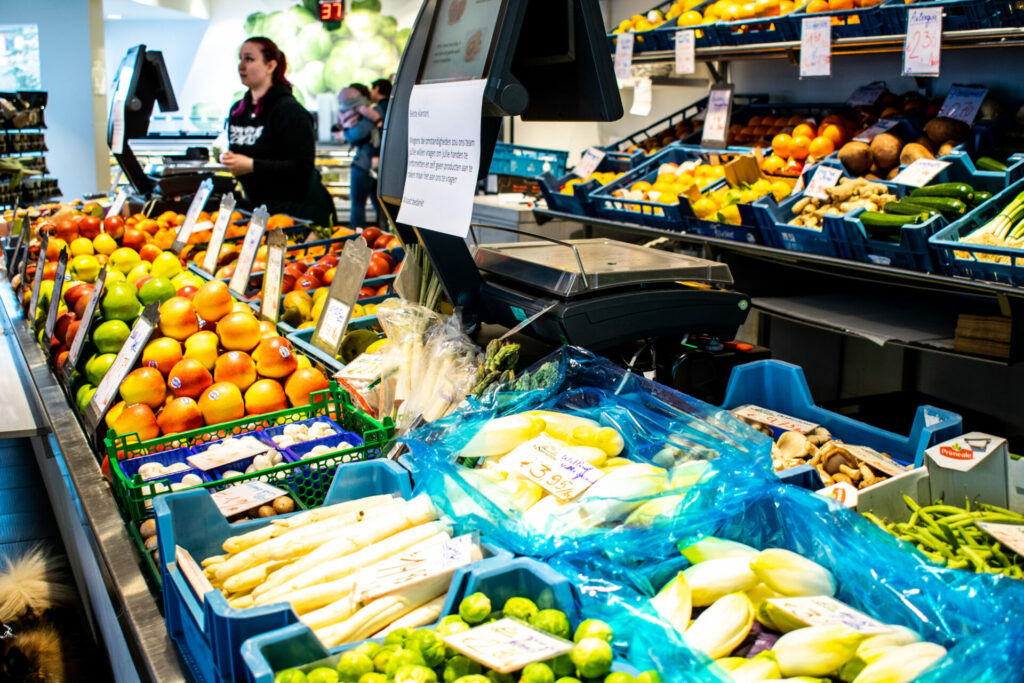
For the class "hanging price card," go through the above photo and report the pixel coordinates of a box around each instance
[891,158,951,187]
[573,148,606,179]
[202,193,236,275]
[614,32,635,80]
[701,85,734,149]
[175,546,215,603]
[804,166,843,200]
[85,303,159,431]
[63,268,106,385]
[847,81,886,107]
[107,186,129,220]
[630,76,653,117]
[27,233,49,318]
[229,205,268,296]
[259,228,286,323]
[357,534,475,602]
[42,249,70,343]
[171,178,214,254]
[937,85,988,125]
[853,119,899,143]
[903,7,942,77]
[800,16,832,78]
[675,29,696,75]
[443,618,575,674]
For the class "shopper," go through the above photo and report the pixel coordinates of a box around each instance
[221,37,336,225]
[370,78,392,120]
[338,84,385,230]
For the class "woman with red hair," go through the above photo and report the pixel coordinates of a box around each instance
[221,37,335,224]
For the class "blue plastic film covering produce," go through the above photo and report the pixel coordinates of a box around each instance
[548,484,1024,683]
[402,346,775,558]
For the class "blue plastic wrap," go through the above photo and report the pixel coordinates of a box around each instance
[403,346,775,559]
[550,484,1024,682]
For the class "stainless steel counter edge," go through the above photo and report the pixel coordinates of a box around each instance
[0,279,189,682]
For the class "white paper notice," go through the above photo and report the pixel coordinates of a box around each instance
[903,8,942,77]
[675,30,696,75]
[397,79,487,239]
[614,32,635,80]
[800,17,831,78]
[630,77,653,117]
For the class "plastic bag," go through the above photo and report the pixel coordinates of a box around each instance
[403,346,775,558]
[550,484,1024,683]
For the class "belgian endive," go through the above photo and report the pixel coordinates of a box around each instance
[750,548,837,597]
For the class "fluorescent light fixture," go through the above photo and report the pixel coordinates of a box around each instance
[107,13,123,19]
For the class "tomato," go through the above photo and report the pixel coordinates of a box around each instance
[365,258,390,279]
[358,286,376,299]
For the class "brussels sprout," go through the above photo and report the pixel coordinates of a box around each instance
[358,674,387,683]
[529,610,572,640]
[569,639,613,679]
[406,630,446,668]
[635,672,660,683]
[352,642,382,661]
[440,615,469,628]
[603,674,635,683]
[393,665,437,683]
[459,592,492,624]
[337,652,374,682]
[520,663,555,683]
[485,669,516,683]
[372,646,398,673]
[502,597,539,622]
[384,628,413,648]
[385,649,426,678]
[547,654,574,678]
[443,655,482,683]
[573,620,614,644]
[307,668,339,683]
[275,670,307,683]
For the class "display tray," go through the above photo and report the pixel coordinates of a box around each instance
[473,238,735,296]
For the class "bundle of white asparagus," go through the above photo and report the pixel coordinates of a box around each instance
[198,493,483,648]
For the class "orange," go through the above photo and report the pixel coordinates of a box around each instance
[829,0,854,8]
[808,136,835,158]
[806,0,829,10]
[792,123,816,140]
[789,136,811,161]
[819,123,845,147]
[771,133,793,158]
[762,155,787,174]
[678,10,703,25]
[780,0,796,11]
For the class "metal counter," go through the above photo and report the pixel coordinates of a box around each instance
[0,278,189,682]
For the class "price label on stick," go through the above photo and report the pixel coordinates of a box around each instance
[903,7,942,77]
[702,85,734,149]
[853,119,899,143]
[43,249,70,344]
[27,233,49,318]
[847,81,886,107]
[202,193,236,275]
[356,534,475,603]
[614,32,634,80]
[938,85,988,125]
[107,186,129,220]
[64,268,106,385]
[260,228,286,323]
[229,205,268,296]
[574,148,606,179]
[171,178,214,254]
[443,618,575,674]
[892,158,951,187]
[85,303,158,432]
[977,521,1024,556]
[311,237,372,356]
[800,16,832,78]
[804,166,843,200]
[15,238,30,301]
[675,29,696,75]
[175,546,214,603]
[500,433,605,502]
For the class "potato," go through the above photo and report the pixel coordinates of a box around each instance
[938,140,962,157]
[140,518,157,540]
[257,505,277,518]
[886,167,899,180]
[838,141,873,176]
[915,136,938,154]
[900,143,935,165]
[925,117,969,145]
[273,496,296,514]
[870,133,904,170]
[144,535,158,550]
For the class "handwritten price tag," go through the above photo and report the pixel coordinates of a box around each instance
[675,30,696,75]
[175,546,215,603]
[573,148,606,179]
[816,482,859,508]
[318,299,351,351]
[614,32,635,80]
[229,205,268,296]
[107,187,129,219]
[903,7,942,77]
[702,85,734,149]
[202,193,236,275]
[731,404,819,435]
[800,16,831,78]
[804,166,843,200]
[211,482,286,518]
[892,158,951,187]
[171,178,214,254]
[853,119,899,143]
[260,228,286,323]
[767,596,890,635]
[187,438,271,472]
[357,534,475,602]
[847,82,886,107]
[64,268,106,385]
[977,521,1024,556]
[938,85,988,125]
[443,618,575,674]
[500,434,605,502]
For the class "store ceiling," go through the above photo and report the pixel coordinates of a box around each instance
[104,0,209,21]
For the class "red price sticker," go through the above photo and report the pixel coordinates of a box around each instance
[903,7,942,77]
[800,16,831,78]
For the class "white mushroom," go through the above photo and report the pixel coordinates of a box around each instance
[137,463,165,480]
[164,462,190,475]
[180,473,203,487]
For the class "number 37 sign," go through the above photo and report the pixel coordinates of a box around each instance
[903,7,942,76]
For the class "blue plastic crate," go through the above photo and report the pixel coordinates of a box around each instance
[605,1,680,53]
[189,439,300,484]
[156,460,416,683]
[686,101,852,149]
[287,318,385,377]
[709,9,801,47]
[259,416,347,446]
[538,151,642,217]
[721,360,963,490]
[929,176,1024,286]
[787,0,897,39]
[880,0,1006,31]
[489,143,569,179]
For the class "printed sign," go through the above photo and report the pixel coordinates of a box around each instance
[903,7,942,77]
[804,166,843,200]
[85,304,159,431]
[229,205,268,296]
[614,32,635,80]
[202,193,236,275]
[171,178,214,254]
[891,159,951,187]
[767,596,890,635]
[701,85,734,149]
[357,534,475,602]
[175,546,215,602]
[816,482,859,508]
[574,148,606,179]
[937,86,988,125]
[443,618,575,674]
[845,445,910,477]
[260,228,286,323]
[800,17,832,78]
[64,268,106,385]
[500,433,605,502]
[211,482,287,518]
[675,29,696,75]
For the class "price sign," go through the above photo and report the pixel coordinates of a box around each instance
[701,85,734,149]
[500,433,605,502]
[202,193,236,275]
[64,268,106,385]
[228,205,268,296]
[804,166,843,200]
[10,230,25,276]
[630,77,653,117]
[845,445,909,477]
[614,32,634,80]
[938,85,988,125]
[42,249,69,343]
[27,233,49,318]
[731,404,819,435]
[171,178,214,254]
[443,618,575,674]
[766,596,890,635]
[357,534,475,602]
[85,303,159,432]
[573,148,607,179]
[260,229,287,324]
[978,521,1024,556]
[312,237,372,356]
[816,482,859,508]
[903,7,942,77]
[675,29,696,75]
[211,482,287,518]
[800,16,832,78]
[847,81,886,107]
[187,436,270,471]
[107,186,129,220]
[175,546,215,603]
[853,119,899,143]
[892,158,951,187]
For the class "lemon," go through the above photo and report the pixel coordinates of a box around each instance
[771,181,792,202]
[691,198,718,219]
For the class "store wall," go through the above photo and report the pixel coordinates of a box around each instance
[0,0,100,199]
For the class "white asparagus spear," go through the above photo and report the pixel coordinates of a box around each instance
[223,559,290,595]
[372,595,447,637]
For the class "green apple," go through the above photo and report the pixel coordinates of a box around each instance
[151,251,183,280]
[101,281,141,322]
[105,270,127,283]
[127,262,152,286]
[138,277,177,306]
[109,247,142,275]
[71,254,101,283]
[85,353,117,385]
[93,319,131,353]
[76,384,96,413]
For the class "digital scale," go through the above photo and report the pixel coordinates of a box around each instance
[377,0,751,349]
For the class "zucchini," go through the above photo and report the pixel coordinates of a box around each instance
[976,156,1008,173]
[859,211,925,227]
[900,195,968,215]
[883,200,940,217]
[910,183,974,202]
[971,191,993,206]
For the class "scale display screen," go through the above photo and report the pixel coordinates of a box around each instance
[420,0,503,84]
